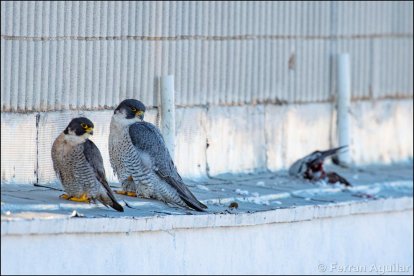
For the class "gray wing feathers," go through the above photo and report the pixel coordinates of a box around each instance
[83,140,124,212]
[289,152,316,176]
[83,140,106,184]
[129,123,207,210]
[288,158,307,176]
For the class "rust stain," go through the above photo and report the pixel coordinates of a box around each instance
[288,53,296,70]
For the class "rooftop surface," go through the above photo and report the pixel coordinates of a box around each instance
[1,163,413,235]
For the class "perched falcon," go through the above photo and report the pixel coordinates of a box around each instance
[288,146,352,187]
[108,99,207,211]
[51,117,124,212]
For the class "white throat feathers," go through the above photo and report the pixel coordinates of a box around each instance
[64,129,91,145]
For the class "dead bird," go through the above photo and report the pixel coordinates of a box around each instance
[289,146,352,187]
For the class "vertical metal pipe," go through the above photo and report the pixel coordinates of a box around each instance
[160,75,176,160]
[337,53,351,164]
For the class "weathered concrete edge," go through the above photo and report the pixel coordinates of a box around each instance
[2,197,412,236]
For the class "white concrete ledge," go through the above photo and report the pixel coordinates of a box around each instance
[2,163,413,236]
[2,164,413,275]
[1,197,412,236]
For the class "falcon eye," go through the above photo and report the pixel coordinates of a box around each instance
[81,123,88,129]
[131,107,137,112]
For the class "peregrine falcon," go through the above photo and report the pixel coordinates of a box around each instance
[288,146,352,186]
[51,117,124,212]
[108,99,207,211]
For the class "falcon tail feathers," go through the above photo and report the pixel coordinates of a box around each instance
[99,193,124,212]
[157,172,208,211]
[178,187,208,210]
[180,195,208,212]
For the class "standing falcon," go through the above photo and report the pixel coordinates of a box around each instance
[51,117,124,212]
[108,99,207,211]
[288,146,352,187]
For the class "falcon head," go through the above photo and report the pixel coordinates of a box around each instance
[63,117,94,143]
[114,99,146,123]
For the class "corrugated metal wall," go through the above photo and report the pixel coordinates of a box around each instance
[1,1,413,112]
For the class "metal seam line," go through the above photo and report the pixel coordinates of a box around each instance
[1,33,413,41]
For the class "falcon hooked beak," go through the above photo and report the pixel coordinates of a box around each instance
[135,110,145,121]
[85,126,94,135]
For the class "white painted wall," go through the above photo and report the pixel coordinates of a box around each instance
[0,112,37,184]
[1,99,413,184]
[2,210,412,275]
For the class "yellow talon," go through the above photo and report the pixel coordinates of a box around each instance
[70,193,90,203]
[126,191,137,197]
[59,194,71,200]
[114,190,137,197]
[114,190,128,195]
[60,193,90,203]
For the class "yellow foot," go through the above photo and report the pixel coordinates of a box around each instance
[114,190,137,197]
[59,194,71,200]
[59,193,90,203]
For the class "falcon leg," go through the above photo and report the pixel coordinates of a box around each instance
[114,176,137,197]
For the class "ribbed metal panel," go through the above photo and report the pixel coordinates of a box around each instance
[337,39,374,100]
[374,38,413,98]
[336,1,413,35]
[1,40,162,111]
[1,1,413,112]
[1,1,336,38]
[4,1,413,37]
